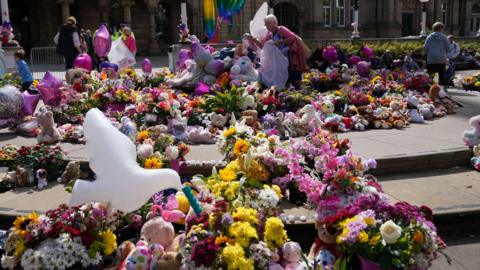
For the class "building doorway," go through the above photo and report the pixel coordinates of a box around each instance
[274,3,299,34]
[402,12,414,36]
[470,4,480,36]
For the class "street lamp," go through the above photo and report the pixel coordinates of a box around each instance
[351,0,360,38]
[419,0,429,38]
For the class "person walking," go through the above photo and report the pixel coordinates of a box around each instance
[54,16,82,70]
[445,35,460,85]
[424,22,450,89]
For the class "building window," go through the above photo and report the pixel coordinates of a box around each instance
[350,0,355,23]
[441,3,447,24]
[274,3,299,33]
[336,0,345,26]
[471,4,480,35]
[324,0,331,27]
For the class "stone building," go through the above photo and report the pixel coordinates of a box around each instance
[7,0,480,55]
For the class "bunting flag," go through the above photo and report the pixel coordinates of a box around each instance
[204,0,217,40]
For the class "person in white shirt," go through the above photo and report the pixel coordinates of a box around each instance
[54,16,82,70]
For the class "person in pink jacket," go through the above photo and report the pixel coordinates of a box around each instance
[122,26,137,55]
[246,14,306,88]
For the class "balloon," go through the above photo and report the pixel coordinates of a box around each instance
[94,24,111,58]
[363,45,374,60]
[322,46,338,63]
[37,71,62,106]
[357,61,370,78]
[349,55,361,65]
[195,82,210,96]
[176,49,192,70]
[69,109,183,212]
[21,91,40,115]
[142,58,153,74]
[73,53,93,72]
[203,0,217,39]
[0,85,23,119]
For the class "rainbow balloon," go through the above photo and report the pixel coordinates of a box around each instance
[203,0,217,39]
[217,0,246,20]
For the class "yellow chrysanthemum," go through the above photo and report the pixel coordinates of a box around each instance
[256,132,267,138]
[14,240,26,258]
[100,230,117,255]
[219,168,236,182]
[223,127,236,138]
[364,216,376,226]
[144,157,162,169]
[228,222,258,248]
[264,217,288,249]
[222,244,254,270]
[233,139,250,156]
[225,160,240,173]
[271,185,283,199]
[215,235,230,245]
[27,212,40,224]
[136,130,149,141]
[358,231,369,243]
[232,207,258,224]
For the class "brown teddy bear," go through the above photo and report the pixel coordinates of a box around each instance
[155,252,183,270]
[241,110,263,132]
[141,217,176,252]
[308,221,340,267]
[35,106,60,144]
[58,161,81,184]
[357,105,375,127]
[429,84,455,114]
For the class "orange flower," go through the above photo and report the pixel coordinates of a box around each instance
[136,130,149,141]
[413,231,425,244]
[215,235,230,245]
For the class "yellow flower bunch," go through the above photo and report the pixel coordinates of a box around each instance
[369,234,381,246]
[264,217,288,249]
[233,139,250,157]
[371,76,383,84]
[228,221,258,248]
[232,207,258,224]
[207,178,240,201]
[99,230,117,255]
[136,130,149,141]
[222,244,255,270]
[144,157,162,169]
[358,231,369,243]
[464,76,475,84]
[264,185,283,199]
[223,127,236,138]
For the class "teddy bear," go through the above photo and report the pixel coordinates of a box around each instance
[357,104,375,127]
[155,252,183,270]
[379,111,393,129]
[308,221,339,269]
[229,56,259,83]
[320,101,346,132]
[351,114,369,131]
[274,112,288,139]
[238,94,256,111]
[210,112,229,129]
[36,169,48,189]
[297,104,322,128]
[391,111,407,129]
[122,241,165,270]
[429,84,455,115]
[406,95,424,123]
[241,110,263,132]
[35,106,60,144]
[187,126,216,144]
[58,161,81,184]
[106,240,135,270]
[463,115,480,147]
[282,241,308,270]
[141,217,176,252]
[419,103,435,120]
[282,112,307,138]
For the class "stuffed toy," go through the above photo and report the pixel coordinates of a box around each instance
[187,126,216,144]
[419,103,435,120]
[351,114,369,131]
[429,84,455,114]
[282,112,307,138]
[15,166,28,187]
[320,101,346,132]
[108,240,135,270]
[169,119,187,142]
[36,169,48,189]
[122,241,164,270]
[274,112,288,139]
[470,145,480,171]
[119,116,138,141]
[308,222,339,269]
[298,104,322,128]
[210,113,229,128]
[58,161,81,184]
[391,111,407,129]
[357,104,375,127]
[241,110,263,132]
[406,95,424,123]
[463,115,480,147]
[282,241,308,270]
[35,106,60,144]
[238,94,256,111]
[155,252,183,270]
[140,217,176,252]
[229,56,259,83]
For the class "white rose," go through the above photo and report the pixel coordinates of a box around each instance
[380,220,402,244]
[137,144,154,159]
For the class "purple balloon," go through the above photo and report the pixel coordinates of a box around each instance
[142,58,153,74]
[194,82,210,96]
[349,55,361,65]
[363,45,374,60]
[356,61,370,78]
[21,91,40,115]
[38,71,62,106]
[176,49,192,70]
[94,24,111,58]
[322,46,338,63]
[74,53,92,72]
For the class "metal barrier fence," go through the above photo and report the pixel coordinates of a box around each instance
[29,47,65,80]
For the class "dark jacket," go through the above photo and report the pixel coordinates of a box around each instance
[56,25,78,57]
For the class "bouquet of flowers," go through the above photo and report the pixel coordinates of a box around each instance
[462,72,480,91]
[1,203,131,270]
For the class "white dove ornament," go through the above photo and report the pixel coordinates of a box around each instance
[69,108,182,212]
